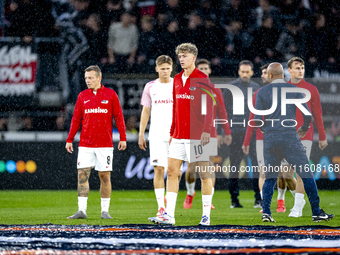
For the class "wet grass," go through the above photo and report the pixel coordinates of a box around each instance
[0,190,339,227]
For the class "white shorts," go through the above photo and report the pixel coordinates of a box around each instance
[77,147,113,171]
[256,140,264,167]
[149,139,169,168]
[281,140,313,166]
[168,138,210,163]
[208,137,218,156]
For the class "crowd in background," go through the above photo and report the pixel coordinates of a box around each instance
[2,0,340,77]
[1,0,340,139]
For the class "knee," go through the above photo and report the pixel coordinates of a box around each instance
[99,172,111,184]
[154,166,165,176]
[78,172,88,184]
[166,167,178,178]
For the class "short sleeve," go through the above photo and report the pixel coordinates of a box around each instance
[141,82,152,107]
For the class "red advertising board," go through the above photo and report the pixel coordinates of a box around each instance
[0,43,37,97]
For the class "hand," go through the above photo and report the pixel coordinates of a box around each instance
[224,135,232,146]
[242,145,249,155]
[217,135,223,148]
[118,141,127,151]
[65,142,73,153]
[319,140,328,150]
[297,127,306,138]
[138,135,147,151]
[169,136,172,145]
[200,132,210,146]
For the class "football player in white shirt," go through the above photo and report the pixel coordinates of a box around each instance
[139,55,174,218]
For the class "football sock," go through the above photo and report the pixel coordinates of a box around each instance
[186,181,195,196]
[202,195,212,218]
[212,187,215,197]
[290,190,296,197]
[78,197,88,213]
[277,187,287,200]
[260,191,263,199]
[101,198,110,212]
[155,188,165,209]
[166,192,177,218]
[292,192,305,211]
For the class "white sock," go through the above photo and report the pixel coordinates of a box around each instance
[277,187,287,200]
[101,198,110,212]
[166,192,178,218]
[78,197,88,213]
[212,187,215,197]
[202,195,212,218]
[293,192,305,210]
[155,188,165,209]
[260,191,263,199]
[290,190,296,197]
[186,181,195,196]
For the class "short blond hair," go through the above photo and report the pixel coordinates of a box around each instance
[156,55,173,66]
[84,65,102,77]
[175,43,198,57]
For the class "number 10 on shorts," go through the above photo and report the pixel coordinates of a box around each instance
[194,145,203,156]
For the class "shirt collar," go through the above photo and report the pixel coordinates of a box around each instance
[271,79,286,84]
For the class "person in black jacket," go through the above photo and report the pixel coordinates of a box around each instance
[222,60,261,208]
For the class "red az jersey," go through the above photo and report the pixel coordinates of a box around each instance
[288,79,326,141]
[66,85,126,147]
[170,68,214,140]
[211,88,231,138]
[243,89,264,146]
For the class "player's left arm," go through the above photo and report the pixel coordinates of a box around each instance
[138,106,150,150]
[311,87,328,150]
[112,91,127,145]
[201,81,214,146]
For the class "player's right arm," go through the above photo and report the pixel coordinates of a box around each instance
[66,94,83,153]
[139,82,153,150]
[138,106,150,150]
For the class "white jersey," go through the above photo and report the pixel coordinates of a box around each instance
[141,78,173,141]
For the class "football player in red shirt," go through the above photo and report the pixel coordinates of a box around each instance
[149,43,214,225]
[287,57,327,217]
[66,65,127,220]
[183,59,232,210]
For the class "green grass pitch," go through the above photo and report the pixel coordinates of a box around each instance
[0,190,339,226]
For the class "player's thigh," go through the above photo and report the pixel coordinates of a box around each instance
[77,147,96,169]
[187,139,210,163]
[94,147,114,171]
[150,139,169,168]
[168,138,187,162]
